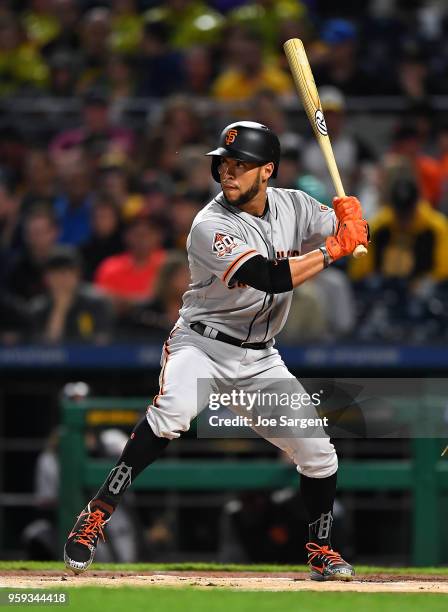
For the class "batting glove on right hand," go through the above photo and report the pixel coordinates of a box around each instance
[326,219,369,261]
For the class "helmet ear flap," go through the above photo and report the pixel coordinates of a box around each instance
[211,157,221,183]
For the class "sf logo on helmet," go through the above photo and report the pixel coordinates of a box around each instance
[225,129,238,145]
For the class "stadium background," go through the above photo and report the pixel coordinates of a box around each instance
[1,0,448,565]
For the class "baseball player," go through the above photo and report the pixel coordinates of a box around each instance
[64,121,368,580]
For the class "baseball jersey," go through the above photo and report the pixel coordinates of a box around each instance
[178,187,336,343]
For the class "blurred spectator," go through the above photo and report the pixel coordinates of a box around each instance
[0,175,21,269]
[21,0,60,49]
[404,101,438,157]
[138,169,173,217]
[21,148,57,211]
[50,88,135,169]
[103,54,136,104]
[21,427,59,560]
[389,122,442,207]
[46,50,78,97]
[177,147,215,202]
[41,0,80,60]
[276,283,327,344]
[278,268,355,344]
[296,175,330,207]
[143,96,205,177]
[183,45,214,96]
[144,0,224,49]
[53,156,93,246]
[122,250,189,339]
[0,293,29,345]
[212,29,292,101]
[251,89,303,153]
[135,21,185,97]
[350,176,448,287]
[77,7,112,93]
[313,19,371,95]
[94,213,167,313]
[302,87,377,201]
[97,155,144,219]
[170,192,202,250]
[437,122,448,215]
[30,245,114,344]
[22,425,139,561]
[110,0,143,56]
[0,12,49,96]
[229,0,309,53]
[397,43,430,103]
[275,146,301,190]
[5,206,59,300]
[0,126,27,187]
[81,197,124,281]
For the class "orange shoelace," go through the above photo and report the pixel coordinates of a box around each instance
[306,542,343,566]
[74,509,107,547]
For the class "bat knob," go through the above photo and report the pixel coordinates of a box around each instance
[353,245,368,258]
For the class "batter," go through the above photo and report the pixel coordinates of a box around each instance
[64,121,369,581]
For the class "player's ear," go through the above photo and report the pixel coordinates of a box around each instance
[261,162,274,182]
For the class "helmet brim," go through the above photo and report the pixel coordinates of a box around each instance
[205,147,270,165]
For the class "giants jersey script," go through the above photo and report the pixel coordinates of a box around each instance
[179,187,336,343]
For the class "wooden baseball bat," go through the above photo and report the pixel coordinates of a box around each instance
[283,38,367,258]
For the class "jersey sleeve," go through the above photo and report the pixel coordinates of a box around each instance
[189,219,260,286]
[294,191,337,254]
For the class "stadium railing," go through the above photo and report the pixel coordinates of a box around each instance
[60,396,448,566]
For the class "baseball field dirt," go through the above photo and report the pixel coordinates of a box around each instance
[1,563,448,603]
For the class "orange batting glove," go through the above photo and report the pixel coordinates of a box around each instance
[326,219,369,261]
[333,196,363,221]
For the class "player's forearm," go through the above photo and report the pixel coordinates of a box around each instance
[234,251,328,293]
[288,249,329,288]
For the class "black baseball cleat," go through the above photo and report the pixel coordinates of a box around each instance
[64,500,112,574]
[306,542,355,581]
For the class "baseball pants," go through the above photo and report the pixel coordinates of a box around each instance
[146,322,337,479]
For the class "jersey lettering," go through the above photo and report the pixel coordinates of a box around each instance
[229,280,248,289]
[276,249,300,258]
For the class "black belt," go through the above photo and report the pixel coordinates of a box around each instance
[190,322,269,350]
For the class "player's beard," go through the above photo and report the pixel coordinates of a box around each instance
[224,169,262,207]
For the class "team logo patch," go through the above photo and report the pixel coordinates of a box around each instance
[106,462,132,495]
[213,232,237,257]
[320,204,329,211]
[225,129,238,145]
[314,109,328,136]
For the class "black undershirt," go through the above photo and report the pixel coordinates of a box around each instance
[233,255,293,294]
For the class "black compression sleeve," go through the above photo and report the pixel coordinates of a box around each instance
[233,255,293,293]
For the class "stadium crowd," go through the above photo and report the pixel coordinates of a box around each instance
[1,0,448,345]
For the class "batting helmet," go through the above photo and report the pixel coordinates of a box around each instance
[206,121,281,183]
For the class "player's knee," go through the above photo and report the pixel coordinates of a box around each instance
[146,403,192,440]
[290,438,338,478]
[298,448,338,478]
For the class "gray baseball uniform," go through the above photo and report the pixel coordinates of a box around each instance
[180,187,336,342]
[146,187,338,479]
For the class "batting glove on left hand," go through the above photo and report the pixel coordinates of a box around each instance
[333,196,363,221]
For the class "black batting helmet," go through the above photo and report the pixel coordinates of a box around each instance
[206,121,281,183]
